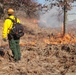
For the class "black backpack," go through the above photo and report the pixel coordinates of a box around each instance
[8,17,24,38]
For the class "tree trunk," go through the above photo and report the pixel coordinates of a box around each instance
[63,0,67,36]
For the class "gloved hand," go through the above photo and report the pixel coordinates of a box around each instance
[3,38,7,42]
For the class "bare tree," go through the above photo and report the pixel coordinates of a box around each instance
[44,0,75,36]
[0,0,39,18]
[58,0,73,36]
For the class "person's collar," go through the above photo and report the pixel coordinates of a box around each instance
[9,15,15,19]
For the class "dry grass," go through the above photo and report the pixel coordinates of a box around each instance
[0,16,76,75]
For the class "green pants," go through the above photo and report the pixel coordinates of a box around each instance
[9,39,21,61]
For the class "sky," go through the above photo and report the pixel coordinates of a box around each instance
[36,0,45,5]
[68,1,76,21]
[36,0,76,21]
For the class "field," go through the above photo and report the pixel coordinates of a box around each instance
[0,16,76,75]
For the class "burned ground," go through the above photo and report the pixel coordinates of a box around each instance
[0,17,76,75]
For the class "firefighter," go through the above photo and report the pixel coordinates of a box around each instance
[2,8,21,62]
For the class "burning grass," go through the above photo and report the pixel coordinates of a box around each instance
[0,17,76,75]
[43,33,76,45]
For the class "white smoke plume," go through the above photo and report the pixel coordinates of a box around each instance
[38,6,64,28]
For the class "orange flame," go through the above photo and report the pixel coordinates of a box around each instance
[43,33,76,44]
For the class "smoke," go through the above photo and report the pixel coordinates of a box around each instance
[38,6,64,28]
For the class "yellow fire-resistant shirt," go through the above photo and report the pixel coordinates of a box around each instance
[2,15,20,39]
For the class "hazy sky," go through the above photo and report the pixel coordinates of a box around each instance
[37,0,76,21]
[68,1,76,21]
[36,0,45,4]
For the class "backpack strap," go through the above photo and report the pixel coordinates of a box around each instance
[7,17,17,33]
[7,17,17,39]
[7,17,17,23]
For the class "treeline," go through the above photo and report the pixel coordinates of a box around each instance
[0,0,75,19]
[0,0,41,19]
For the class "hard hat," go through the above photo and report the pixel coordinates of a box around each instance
[7,8,14,14]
